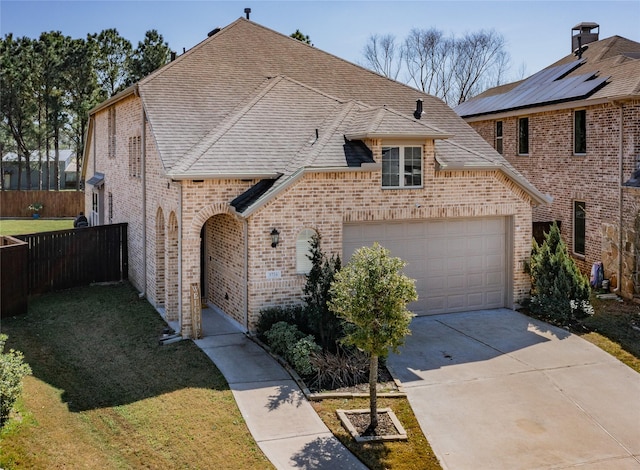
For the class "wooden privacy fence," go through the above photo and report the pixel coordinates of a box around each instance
[0,236,28,317]
[0,190,84,217]
[15,223,128,295]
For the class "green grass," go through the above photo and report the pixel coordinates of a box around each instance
[0,283,273,469]
[0,218,74,236]
[311,397,441,470]
[579,295,640,373]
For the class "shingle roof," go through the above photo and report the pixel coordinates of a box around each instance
[456,35,640,117]
[125,18,547,205]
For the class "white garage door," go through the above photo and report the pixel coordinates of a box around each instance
[342,218,509,315]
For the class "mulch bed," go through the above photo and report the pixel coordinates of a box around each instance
[346,410,399,437]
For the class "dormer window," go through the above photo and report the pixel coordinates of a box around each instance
[382,146,422,188]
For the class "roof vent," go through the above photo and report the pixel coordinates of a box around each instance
[413,99,423,119]
[244,7,251,20]
[572,22,599,53]
[208,27,221,37]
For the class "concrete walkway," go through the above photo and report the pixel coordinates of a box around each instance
[387,308,640,470]
[194,307,365,470]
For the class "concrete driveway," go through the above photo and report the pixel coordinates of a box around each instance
[387,309,640,470]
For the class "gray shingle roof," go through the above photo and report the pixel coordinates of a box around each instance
[127,18,547,205]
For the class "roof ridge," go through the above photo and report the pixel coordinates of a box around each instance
[140,18,245,87]
[284,101,360,173]
[170,76,285,173]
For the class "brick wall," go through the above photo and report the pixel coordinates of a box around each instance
[467,100,640,297]
[89,95,537,336]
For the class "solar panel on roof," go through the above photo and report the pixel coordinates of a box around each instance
[455,59,609,117]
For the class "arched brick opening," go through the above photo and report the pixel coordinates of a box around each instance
[155,207,166,310]
[166,211,179,321]
[202,212,246,326]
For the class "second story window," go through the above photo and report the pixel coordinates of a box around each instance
[108,107,116,159]
[495,121,503,154]
[518,117,529,155]
[382,146,422,188]
[574,110,586,155]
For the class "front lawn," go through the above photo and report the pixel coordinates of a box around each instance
[0,218,73,236]
[0,283,272,469]
[579,295,640,373]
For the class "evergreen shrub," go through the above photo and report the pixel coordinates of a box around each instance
[528,223,592,325]
[0,334,31,428]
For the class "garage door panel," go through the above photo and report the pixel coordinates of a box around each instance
[486,290,504,306]
[343,217,508,315]
[467,273,484,288]
[447,274,465,290]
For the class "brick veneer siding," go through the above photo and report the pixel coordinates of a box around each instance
[89,95,537,337]
[181,140,534,333]
[466,100,640,298]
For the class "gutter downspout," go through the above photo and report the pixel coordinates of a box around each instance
[243,218,249,331]
[178,183,183,335]
[616,102,624,293]
[140,107,148,299]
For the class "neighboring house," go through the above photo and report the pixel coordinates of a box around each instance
[82,18,549,337]
[456,23,640,300]
[1,149,77,190]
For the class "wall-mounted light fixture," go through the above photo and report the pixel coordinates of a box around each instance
[270,228,280,248]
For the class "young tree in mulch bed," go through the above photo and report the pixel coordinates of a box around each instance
[329,243,417,434]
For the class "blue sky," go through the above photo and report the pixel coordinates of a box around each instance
[1,1,639,81]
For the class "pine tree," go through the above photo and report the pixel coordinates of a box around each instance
[529,223,591,325]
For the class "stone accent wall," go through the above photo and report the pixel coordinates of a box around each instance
[467,100,640,298]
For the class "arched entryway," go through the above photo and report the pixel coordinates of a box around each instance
[201,213,245,327]
[155,207,166,312]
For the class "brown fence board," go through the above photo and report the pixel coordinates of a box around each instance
[16,223,128,294]
[0,236,28,317]
[0,190,84,218]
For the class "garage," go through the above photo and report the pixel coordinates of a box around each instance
[342,217,510,315]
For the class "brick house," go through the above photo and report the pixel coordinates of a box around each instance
[82,18,548,337]
[456,23,640,300]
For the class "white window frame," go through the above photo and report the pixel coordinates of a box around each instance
[382,145,423,189]
[296,228,317,274]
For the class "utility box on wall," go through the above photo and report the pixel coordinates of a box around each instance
[0,236,28,317]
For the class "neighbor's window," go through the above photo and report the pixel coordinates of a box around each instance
[574,110,586,155]
[518,117,529,155]
[382,146,422,188]
[108,106,116,159]
[128,135,142,178]
[574,201,586,256]
[495,121,503,154]
[296,228,317,274]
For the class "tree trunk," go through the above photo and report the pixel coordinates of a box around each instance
[367,353,379,433]
[54,127,60,191]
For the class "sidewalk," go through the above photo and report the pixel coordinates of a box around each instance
[194,307,366,470]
